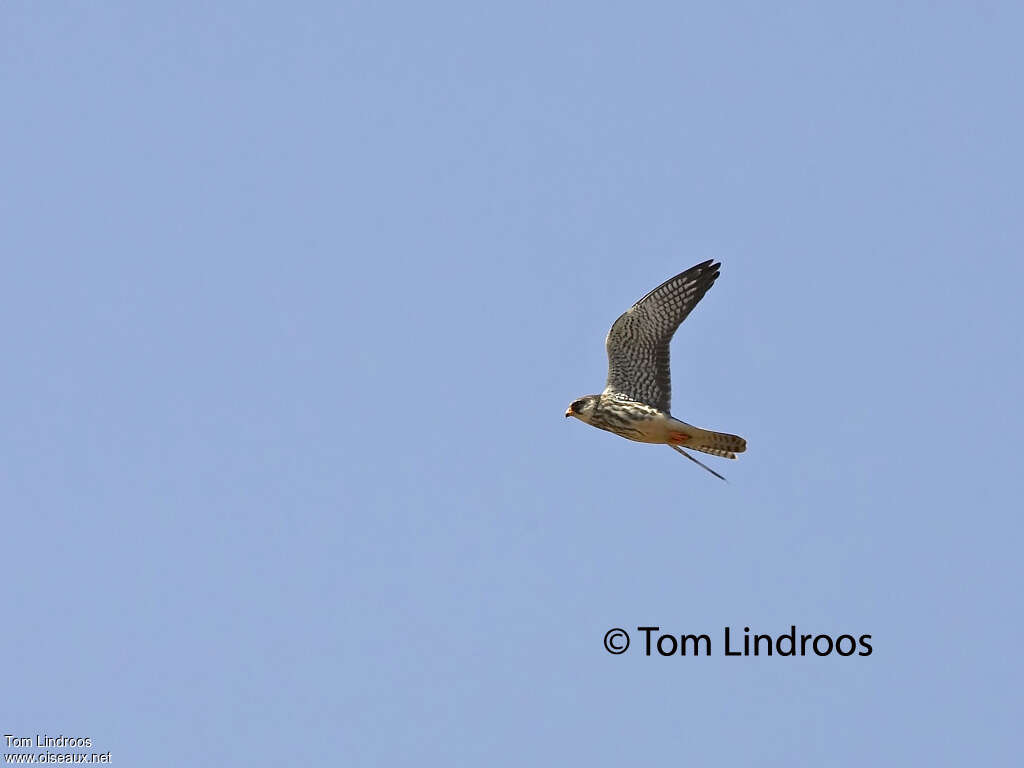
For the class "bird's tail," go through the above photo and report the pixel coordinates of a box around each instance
[673,421,747,459]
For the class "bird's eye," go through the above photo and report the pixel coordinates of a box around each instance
[571,400,584,413]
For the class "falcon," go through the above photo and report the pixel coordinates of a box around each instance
[565,260,746,481]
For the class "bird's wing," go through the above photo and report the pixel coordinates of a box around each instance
[602,260,720,413]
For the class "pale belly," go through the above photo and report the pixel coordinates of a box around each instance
[593,399,680,444]
[621,414,675,444]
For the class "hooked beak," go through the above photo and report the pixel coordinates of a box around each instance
[564,408,572,418]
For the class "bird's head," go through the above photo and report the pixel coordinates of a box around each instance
[565,395,600,424]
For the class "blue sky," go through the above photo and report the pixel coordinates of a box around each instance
[3,2,1022,765]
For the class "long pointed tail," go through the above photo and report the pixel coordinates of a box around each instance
[669,444,728,482]
[674,422,746,459]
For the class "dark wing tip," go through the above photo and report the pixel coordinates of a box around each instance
[632,259,721,310]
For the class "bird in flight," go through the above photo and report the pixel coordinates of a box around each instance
[565,260,746,481]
